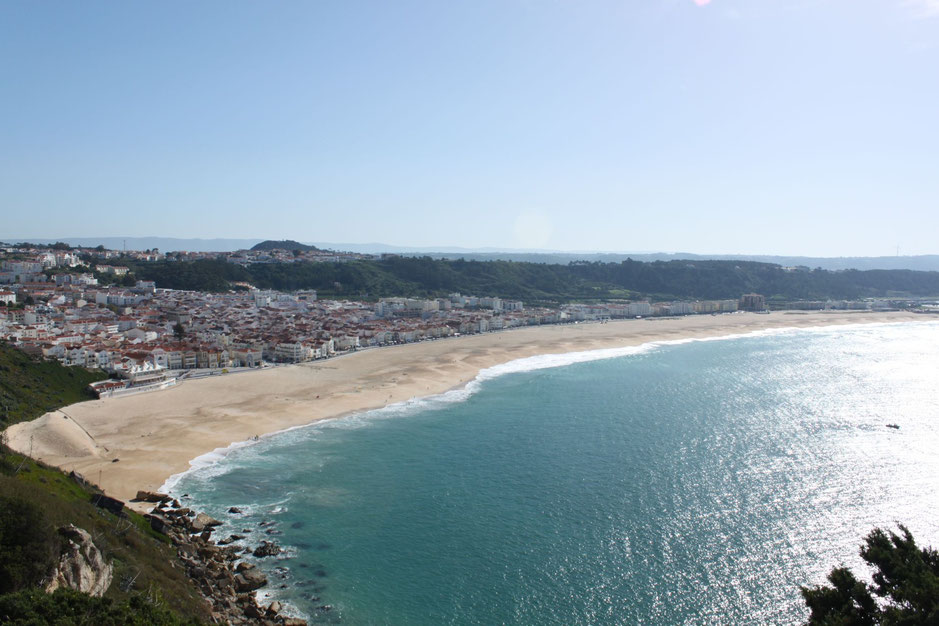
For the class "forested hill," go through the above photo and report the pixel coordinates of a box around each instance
[249,239,319,252]
[128,257,939,302]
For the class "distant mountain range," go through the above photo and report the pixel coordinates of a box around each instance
[5,236,939,272]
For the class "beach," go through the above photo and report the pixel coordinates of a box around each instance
[3,310,923,505]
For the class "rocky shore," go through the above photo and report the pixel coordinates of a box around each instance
[135,490,308,626]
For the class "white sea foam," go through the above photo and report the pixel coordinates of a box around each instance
[163,319,935,494]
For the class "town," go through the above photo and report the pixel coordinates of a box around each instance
[0,242,895,397]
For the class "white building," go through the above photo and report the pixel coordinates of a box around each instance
[478,297,503,311]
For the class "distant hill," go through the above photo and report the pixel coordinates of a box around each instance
[411,252,939,273]
[250,239,320,252]
[6,236,939,271]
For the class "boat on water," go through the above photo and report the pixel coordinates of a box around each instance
[886,423,900,429]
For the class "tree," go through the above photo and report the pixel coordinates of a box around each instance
[802,525,939,625]
[172,323,185,340]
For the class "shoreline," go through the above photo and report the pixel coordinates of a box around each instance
[3,311,926,506]
[158,317,902,495]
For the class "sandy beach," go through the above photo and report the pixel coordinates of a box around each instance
[3,311,924,505]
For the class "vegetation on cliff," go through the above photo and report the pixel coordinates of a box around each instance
[0,588,201,625]
[0,448,210,623]
[0,341,106,429]
[0,342,208,623]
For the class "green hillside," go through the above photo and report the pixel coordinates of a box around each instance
[0,342,208,623]
[0,453,209,623]
[0,342,107,429]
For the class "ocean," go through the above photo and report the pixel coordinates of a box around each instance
[167,321,939,625]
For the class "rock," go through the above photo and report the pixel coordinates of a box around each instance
[236,562,256,573]
[134,490,171,503]
[218,534,245,545]
[234,568,268,592]
[198,545,221,559]
[89,493,125,516]
[266,600,282,616]
[145,513,171,535]
[281,619,308,626]
[175,507,191,516]
[253,541,282,558]
[228,506,243,514]
[195,512,223,528]
[200,530,213,542]
[190,518,205,533]
[44,525,113,597]
[221,545,242,559]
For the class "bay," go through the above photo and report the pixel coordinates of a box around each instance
[171,321,939,625]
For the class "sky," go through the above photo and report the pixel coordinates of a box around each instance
[1,1,937,256]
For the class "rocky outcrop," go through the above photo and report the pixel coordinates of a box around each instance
[253,541,282,558]
[146,498,305,625]
[190,512,222,533]
[44,525,113,597]
[234,563,268,592]
[89,493,125,516]
[133,490,172,503]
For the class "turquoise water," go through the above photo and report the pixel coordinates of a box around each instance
[170,322,939,625]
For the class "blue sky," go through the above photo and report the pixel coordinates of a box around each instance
[1,1,937,255]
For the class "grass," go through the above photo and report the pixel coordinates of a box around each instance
[0,341,107,429]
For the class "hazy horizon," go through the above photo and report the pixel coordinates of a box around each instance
[4,233,939,258]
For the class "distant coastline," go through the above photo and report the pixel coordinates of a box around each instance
[7,236,939,271]
[4,310,925,507]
